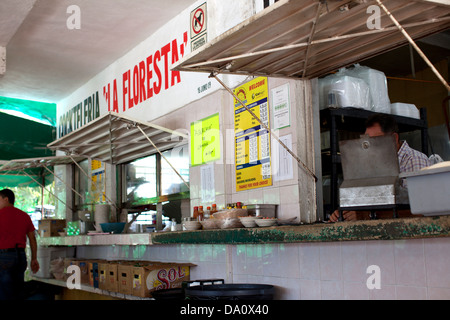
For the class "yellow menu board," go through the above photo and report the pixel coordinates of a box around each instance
[234,77,272,191]
[91,159,105,202]
[190,113,221,166]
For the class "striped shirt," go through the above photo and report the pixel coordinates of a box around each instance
[398,141,431,173]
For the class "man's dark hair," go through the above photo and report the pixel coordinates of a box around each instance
[0,189,15,205]
[365,113,399,134]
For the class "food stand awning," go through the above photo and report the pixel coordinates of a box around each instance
[47,112,188,166]
[172,0,450,81]
[0,156,87,211]
[0,156,85,173]
[47,112,190,192]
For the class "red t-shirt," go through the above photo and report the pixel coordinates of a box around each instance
[0,206,35,249]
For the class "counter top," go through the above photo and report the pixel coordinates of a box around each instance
[38,215,450,247]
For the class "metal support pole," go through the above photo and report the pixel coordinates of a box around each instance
[302,1,323,78]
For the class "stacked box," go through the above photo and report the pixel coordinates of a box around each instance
[74,260,89,284]
[88,260,104,288]
[58,258,195,298]
[118,263,133,295]
[98,262,110,290]
[107,263,119,292]
[38,219,66,237]
[132,262,194,298]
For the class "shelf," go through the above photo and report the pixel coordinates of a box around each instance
[319,107,429,213]
[38,215,450,246]
[320,108,428,133]
[32,277,152,300]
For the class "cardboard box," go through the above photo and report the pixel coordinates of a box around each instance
[63,258,90,284]
[132,262,194,298]
[77,260,90,284]
[118,263,133,295]
[107,263,119,292]
[63,258,76,281]
[98,262,110,290]
[38,219,66,237]
[88,261,100,288]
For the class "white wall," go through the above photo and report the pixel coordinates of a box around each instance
[55,0,255,138]
[76,237,450,300]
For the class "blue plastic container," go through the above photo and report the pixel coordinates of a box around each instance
[100,222,126,234]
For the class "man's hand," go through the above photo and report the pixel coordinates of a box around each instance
[30,259,40,274]
[329,210,358,222]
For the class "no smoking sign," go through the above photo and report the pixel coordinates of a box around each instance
[190,2,207,51]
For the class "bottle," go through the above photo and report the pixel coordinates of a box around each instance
[171,218,177,231]
[198,206,204,221]
[211,204,218,214]
[204,206,211,219]
[236,202,243,209]
[193,206,199,220]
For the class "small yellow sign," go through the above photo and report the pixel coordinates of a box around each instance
[234,77,272,191]
[190,113,221,166]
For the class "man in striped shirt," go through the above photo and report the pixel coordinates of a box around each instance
[329,113,431,222]
[366,113,431,175]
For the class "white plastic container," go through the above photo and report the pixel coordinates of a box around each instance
[390,103,420,119]
[399,162,450,215]
[345,65,391,113]
[326,76,371,110]
[94,204,110,231]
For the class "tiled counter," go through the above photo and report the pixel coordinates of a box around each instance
[38,215,450,247]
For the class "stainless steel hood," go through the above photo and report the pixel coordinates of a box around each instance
[47,112,188,165]
[338,135,408,208]
[172,0,450,79]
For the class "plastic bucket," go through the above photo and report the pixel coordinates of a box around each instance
[151,288,185,300]
[185,284,275,300]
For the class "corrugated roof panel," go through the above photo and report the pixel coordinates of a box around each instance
[47,112,188,165]
[172,0,450,79]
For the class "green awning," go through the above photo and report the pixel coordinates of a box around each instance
[0,96,56,127]
[0,106,56,188]
[0,112,55,161]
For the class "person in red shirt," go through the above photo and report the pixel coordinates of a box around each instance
[0,189,40,300]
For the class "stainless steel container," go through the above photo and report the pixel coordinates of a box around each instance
[246,204,278,218]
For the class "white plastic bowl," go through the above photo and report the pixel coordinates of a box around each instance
[239,216,262,228]
[255,219,277,227]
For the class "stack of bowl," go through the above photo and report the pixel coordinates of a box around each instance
[239,216,262,228]
[183,220,202,231]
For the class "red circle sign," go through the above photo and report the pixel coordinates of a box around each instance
[192,8,205,35]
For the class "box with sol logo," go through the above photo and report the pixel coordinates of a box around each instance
[131,262,195,298]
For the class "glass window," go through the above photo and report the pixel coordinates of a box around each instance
[126,155,157,205]
[161,147,190,196]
